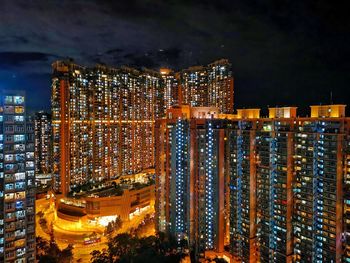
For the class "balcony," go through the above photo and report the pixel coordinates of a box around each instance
[5,234,16,242]
[4,129,14,135]
[5,216,16,223]
[4,188,16,194]
[5,253,16,261]
[15,222,26,229]
[27,225,35,234]
[4,176,16,183]
[5,243,15,251]
[5,206,16,213]
[5,223,16,232]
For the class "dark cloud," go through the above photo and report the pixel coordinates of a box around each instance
[105,48,124,55]
[0,52,53,67]
[128,55,159,69]
[156,48,182,65]
[0,0,349,112]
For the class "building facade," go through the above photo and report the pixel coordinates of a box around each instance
[160,68,179,114]
[155,104,350,262]
[228,105,348,262]
[180,59,234,114]
[51,62,164,194]
[0,90,36,262]
[155,106,227,260]
[34,111,52,181]
[52,59,234,195]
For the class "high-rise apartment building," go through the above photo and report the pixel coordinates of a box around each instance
[207,59,234,114]
[180,66,208,108]
[52,59,234,195]
[228,105,348,263]
[34,111,52,175]
[293,106,346,263]
[52,62,164,193]
[155,106,227,260]
[0,90,36,262]
[51,62,165,195]
[180,59,234,113]
[160,68,179,111]
[344,130,350,263]
[227,116,258,262]
[155,104,350,262]
[255,109,295,262]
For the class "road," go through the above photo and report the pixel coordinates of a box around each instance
[36,198,155,262]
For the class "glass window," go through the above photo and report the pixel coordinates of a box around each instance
[13,96,24,105]
[5,184,14,190]
[14,116,24,122]
[5,193,14,200]
[15,192,26,200]
[15,182,25,189]
[26,161,34,168]
[15,173,25,181]
[15,106,24,114]
[4,96,13,104]
[14,134,25,142]
[4,164,14,171]
[26,170,34,177]
[14,144,25,151]
[15,154,25,162]
[4,115,13,122]
[26,152,34,159]
[16,210,26,218]
[4,154,14,161]
[27,179,34,186]
[4,106,14,114]
[5,126,13,132]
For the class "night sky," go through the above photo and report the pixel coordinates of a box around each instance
[1,1,349,115]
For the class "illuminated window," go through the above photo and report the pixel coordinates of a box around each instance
[4,96,13,103]
[15,106,24,114]
[14,116,24,122]
[14,135,25,142]
[13,96,24,104]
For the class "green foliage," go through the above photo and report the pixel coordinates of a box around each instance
[113,184,124,196]
[203,257,228,263]
[130,213,154,237]
[37,211,44,218]
[36,236,74,263]
[90,250,110,263]
[148,177,155,185]
[90,233,184,263]
[39,218,47,225]
[104,217,123,236]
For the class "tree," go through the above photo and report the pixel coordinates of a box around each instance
[108,233,137,261]
[104,217,123,236]
[39,218,47,228]
[37,211,44,218]
[36,236,74,263]
[204,257,228,263]
[90,233,184,263]
[38,255,57,263]
[59,244,74,263]
[36,236,50,257]
[91,250,110,263]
